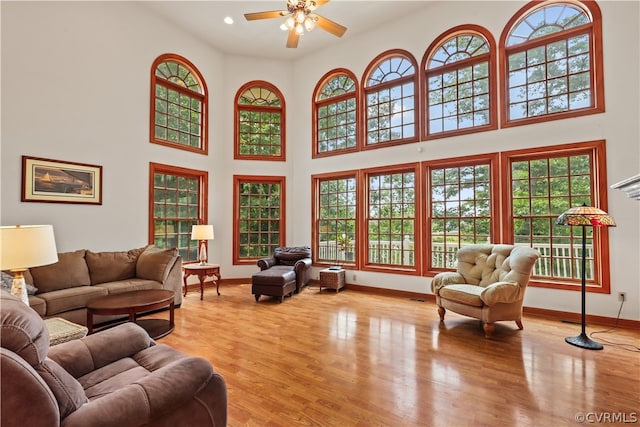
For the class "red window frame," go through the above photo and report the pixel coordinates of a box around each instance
[148,162,208,263]
[422,25,498,140]
[499,0,605,127]
[150,54,208,154]
[234,81,286,161]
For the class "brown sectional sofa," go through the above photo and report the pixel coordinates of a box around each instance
[22,245,182,326]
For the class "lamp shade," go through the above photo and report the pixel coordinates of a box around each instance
[191,224,214,240]
[0,225,58,270]
[555,204,616,227]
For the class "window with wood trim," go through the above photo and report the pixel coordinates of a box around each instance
[502,140,610,292]
[233,175,285,264]
[364,164,420,273]
[149,163,208,262]
[235,81,285,161]
[500,0,604,126]
[313,173,358,266]
[363,50,418,148]
[423,25,497,139]
[150,54,208,154]
[313,70,359,157]
[425,154,499,271]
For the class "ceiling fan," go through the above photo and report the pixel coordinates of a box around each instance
[244,0,347,48]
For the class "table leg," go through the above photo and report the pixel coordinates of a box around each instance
[199,275,205,300]
[183,273,189,297]
[87,310,94,334]
[215,272,221,296]
[169,301,175,328]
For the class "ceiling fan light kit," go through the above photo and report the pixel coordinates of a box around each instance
[244,0,346,48]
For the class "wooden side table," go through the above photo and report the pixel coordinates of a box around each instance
[183,263,221,300]
[319,268,346,293]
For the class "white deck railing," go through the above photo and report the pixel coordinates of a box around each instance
[318,240,592,279]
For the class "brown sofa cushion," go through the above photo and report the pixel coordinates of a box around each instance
[86,247,145,285]
[29,250,90,293]
[136,246,178,283]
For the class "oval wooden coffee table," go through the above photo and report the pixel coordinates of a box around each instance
[86,289,175,339]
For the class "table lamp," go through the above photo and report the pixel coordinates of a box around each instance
[191,224,214,265]
[0,224,58,305]
[555,204,615,350]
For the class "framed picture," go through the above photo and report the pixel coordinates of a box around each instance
[22,156,103,205]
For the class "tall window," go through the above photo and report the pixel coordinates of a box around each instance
[364,164,420,273]
[233,176,285,264]
[235,81,285,161]
[425,154,499,271]
[150,54,208,154]
[502,140,610,292]
[313,172,358,266]
[500,0,604,126]
[423,25,497,139]
[363,50,418,148]
[313,69,359,157]
[149,163,208,262]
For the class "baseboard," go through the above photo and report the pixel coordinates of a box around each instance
[217,278,640,329]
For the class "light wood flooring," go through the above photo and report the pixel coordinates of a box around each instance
[152,283,639,427]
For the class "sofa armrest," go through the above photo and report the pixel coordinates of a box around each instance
[294,258,312,271]
[479,281,523,306]
[257,258,276,270]
[60,356,223,427]
[431,272,465,294]
[48,323,153,379]
[163,255,183,306]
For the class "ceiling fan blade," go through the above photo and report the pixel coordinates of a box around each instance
[286,29,300,48]
[309,0,330,11]
[244,10,287,21]
[314,14,347,38]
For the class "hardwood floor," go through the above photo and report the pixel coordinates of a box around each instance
[152,283,639,427]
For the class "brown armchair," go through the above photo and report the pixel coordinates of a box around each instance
[0,292,227,427]
[256,246,312,293]
[431,244,540,338]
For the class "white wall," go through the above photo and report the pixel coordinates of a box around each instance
[1,1,638,321]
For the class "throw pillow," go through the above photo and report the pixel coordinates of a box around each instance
[29,250,90,293]
[85,247,145,285]
[136,246,178,283]
[1,271,39,295]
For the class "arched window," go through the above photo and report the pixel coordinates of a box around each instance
[235,81,285,161]
[500,0,604,126]
[313,69,359,158]
[363,50,418,148]
[150,54,208,154]
[422,25,497,139]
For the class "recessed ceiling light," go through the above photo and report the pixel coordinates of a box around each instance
[224,16,234,25]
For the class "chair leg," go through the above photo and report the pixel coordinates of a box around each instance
[483,322,494,338]
[515,320,524,330]
[437,306,446,322]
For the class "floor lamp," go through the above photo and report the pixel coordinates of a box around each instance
[0,225,59,305]
[555,204,616,350]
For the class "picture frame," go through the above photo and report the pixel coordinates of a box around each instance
[22,156,103,205]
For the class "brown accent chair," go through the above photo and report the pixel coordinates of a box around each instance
[431,244,540,338]
[0,292,227,427]
[256,246,312,293]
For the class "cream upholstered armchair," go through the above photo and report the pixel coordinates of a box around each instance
[431,244,540,338]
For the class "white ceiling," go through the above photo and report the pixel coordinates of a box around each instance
[139,1,433,61]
